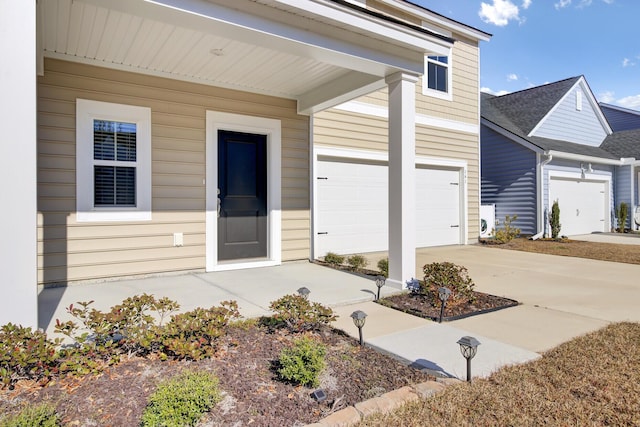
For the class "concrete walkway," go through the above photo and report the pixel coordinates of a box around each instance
[38,244,640,380]
[571,232,640,245]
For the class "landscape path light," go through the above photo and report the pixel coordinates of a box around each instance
[457,336,481,382]
[350,310,367,346]
[437,287,452,323]
[375,275,386,301]
[297,287,310,299]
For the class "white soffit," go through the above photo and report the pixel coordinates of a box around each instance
[41,0,442,113]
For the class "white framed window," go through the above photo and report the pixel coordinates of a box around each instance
[423,51,453,101]
[76,99,152,222]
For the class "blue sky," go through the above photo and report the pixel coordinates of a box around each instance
[413,0,640,109]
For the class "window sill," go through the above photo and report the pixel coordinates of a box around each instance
[76,210,152,223]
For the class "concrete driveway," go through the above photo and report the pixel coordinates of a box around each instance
[416,245,640,353]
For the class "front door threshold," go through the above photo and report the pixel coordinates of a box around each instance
[210,259,280,272]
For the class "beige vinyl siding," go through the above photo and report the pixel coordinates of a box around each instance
[312,36,481,242]
[37,58,309,285]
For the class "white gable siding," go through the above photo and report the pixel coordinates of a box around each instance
[532,86,607,146]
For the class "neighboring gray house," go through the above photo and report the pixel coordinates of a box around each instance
[480,76,637,237]
[600,103,640,229]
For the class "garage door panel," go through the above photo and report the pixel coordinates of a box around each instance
[549,177,606,236]
[317,158,462,256]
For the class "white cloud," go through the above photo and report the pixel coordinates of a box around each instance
[522,0,532,9]
[507,73,519,81]
[577,0,593,7]
[599,91,616,103]
[617,95,640,109]
[554,0,571,9]
[481,87,511,96]
[623,58,635,67]
[479,0,521,26]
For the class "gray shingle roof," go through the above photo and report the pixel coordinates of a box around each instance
[600,129,640,158]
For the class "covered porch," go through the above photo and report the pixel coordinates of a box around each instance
[2,0,455,327]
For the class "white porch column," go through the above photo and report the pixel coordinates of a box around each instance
[0,1,38,327]
[386,72,419,289]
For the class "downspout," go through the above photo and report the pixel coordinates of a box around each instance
[532,152,553,239]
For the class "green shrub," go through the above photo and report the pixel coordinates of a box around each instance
[494,215,520,243]
[617,202,629,232]
[277,336,326,387]
[0,403,60,427]
[346,254,368,271]
[550,200,561,239]
[0,324,62,389]
[160,301,240,360]
[141,370,221,427]
[377,258,389,278]
[269,294,336,332]
[324,252,345,266]
[422,262,476,307]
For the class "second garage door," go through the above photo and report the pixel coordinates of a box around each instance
[316,157,462,256]
[548,177,607,236]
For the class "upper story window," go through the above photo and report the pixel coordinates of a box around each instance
[423,51,453,101]
[76,99,152,222]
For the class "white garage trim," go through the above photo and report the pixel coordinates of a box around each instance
[311,145,467,259]
[548,170,611,236]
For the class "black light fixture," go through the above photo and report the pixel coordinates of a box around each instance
[350,310,367,346]
[375,275,386,301]
[297,287,310,299]
[457,336,481,382]
[437,287,452,323]
[311,389,327,403]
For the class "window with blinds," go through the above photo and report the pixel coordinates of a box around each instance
[93,120,137,207]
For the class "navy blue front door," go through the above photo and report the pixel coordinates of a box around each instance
[218,130,268,260]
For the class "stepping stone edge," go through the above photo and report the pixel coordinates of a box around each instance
[307,380,459,427]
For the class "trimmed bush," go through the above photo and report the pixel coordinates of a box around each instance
[617,202,629,232]
[323,252,345,266]
[422,262,476,307]
[269,294,336,332]
[377,258,389,278]
[277,336,326,387]
[550,200,561,239]
[494,215,520,243]
[141,370,221,427]
[346,254,368,271]
[0,403,60,427]
[0,324,61,389]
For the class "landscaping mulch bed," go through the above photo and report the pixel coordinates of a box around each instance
[483,237,640,265]
[377,291,518,322]
[0,323,433,427]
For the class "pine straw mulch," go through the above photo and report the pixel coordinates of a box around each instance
[358,321,640,426]
[376,291,518,322]
[484,236,640,265]
[0,322,434,427]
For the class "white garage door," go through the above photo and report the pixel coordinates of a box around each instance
[549,177,607,236]
[316,157,461,256]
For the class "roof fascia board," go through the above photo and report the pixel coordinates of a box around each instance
[528,77,612,137]
[546,150,623,165]
[600,102,640,117]
[376,0,491,41]
[481,118,544,154]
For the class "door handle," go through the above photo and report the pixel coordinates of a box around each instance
[217,188,221,218]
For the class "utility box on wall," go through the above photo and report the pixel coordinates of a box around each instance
[480,204,496,238]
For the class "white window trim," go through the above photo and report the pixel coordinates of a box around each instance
[76,99,152,222]
[205,111,282,272]
[423,49,453,101]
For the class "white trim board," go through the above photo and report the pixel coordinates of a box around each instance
[205,111,282,272]
[333,100,479,134]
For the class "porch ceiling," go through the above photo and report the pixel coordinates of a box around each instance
[40,0,448,114]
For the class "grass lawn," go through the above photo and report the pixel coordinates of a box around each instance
[488,237,640,265]
[359,322,640,426]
